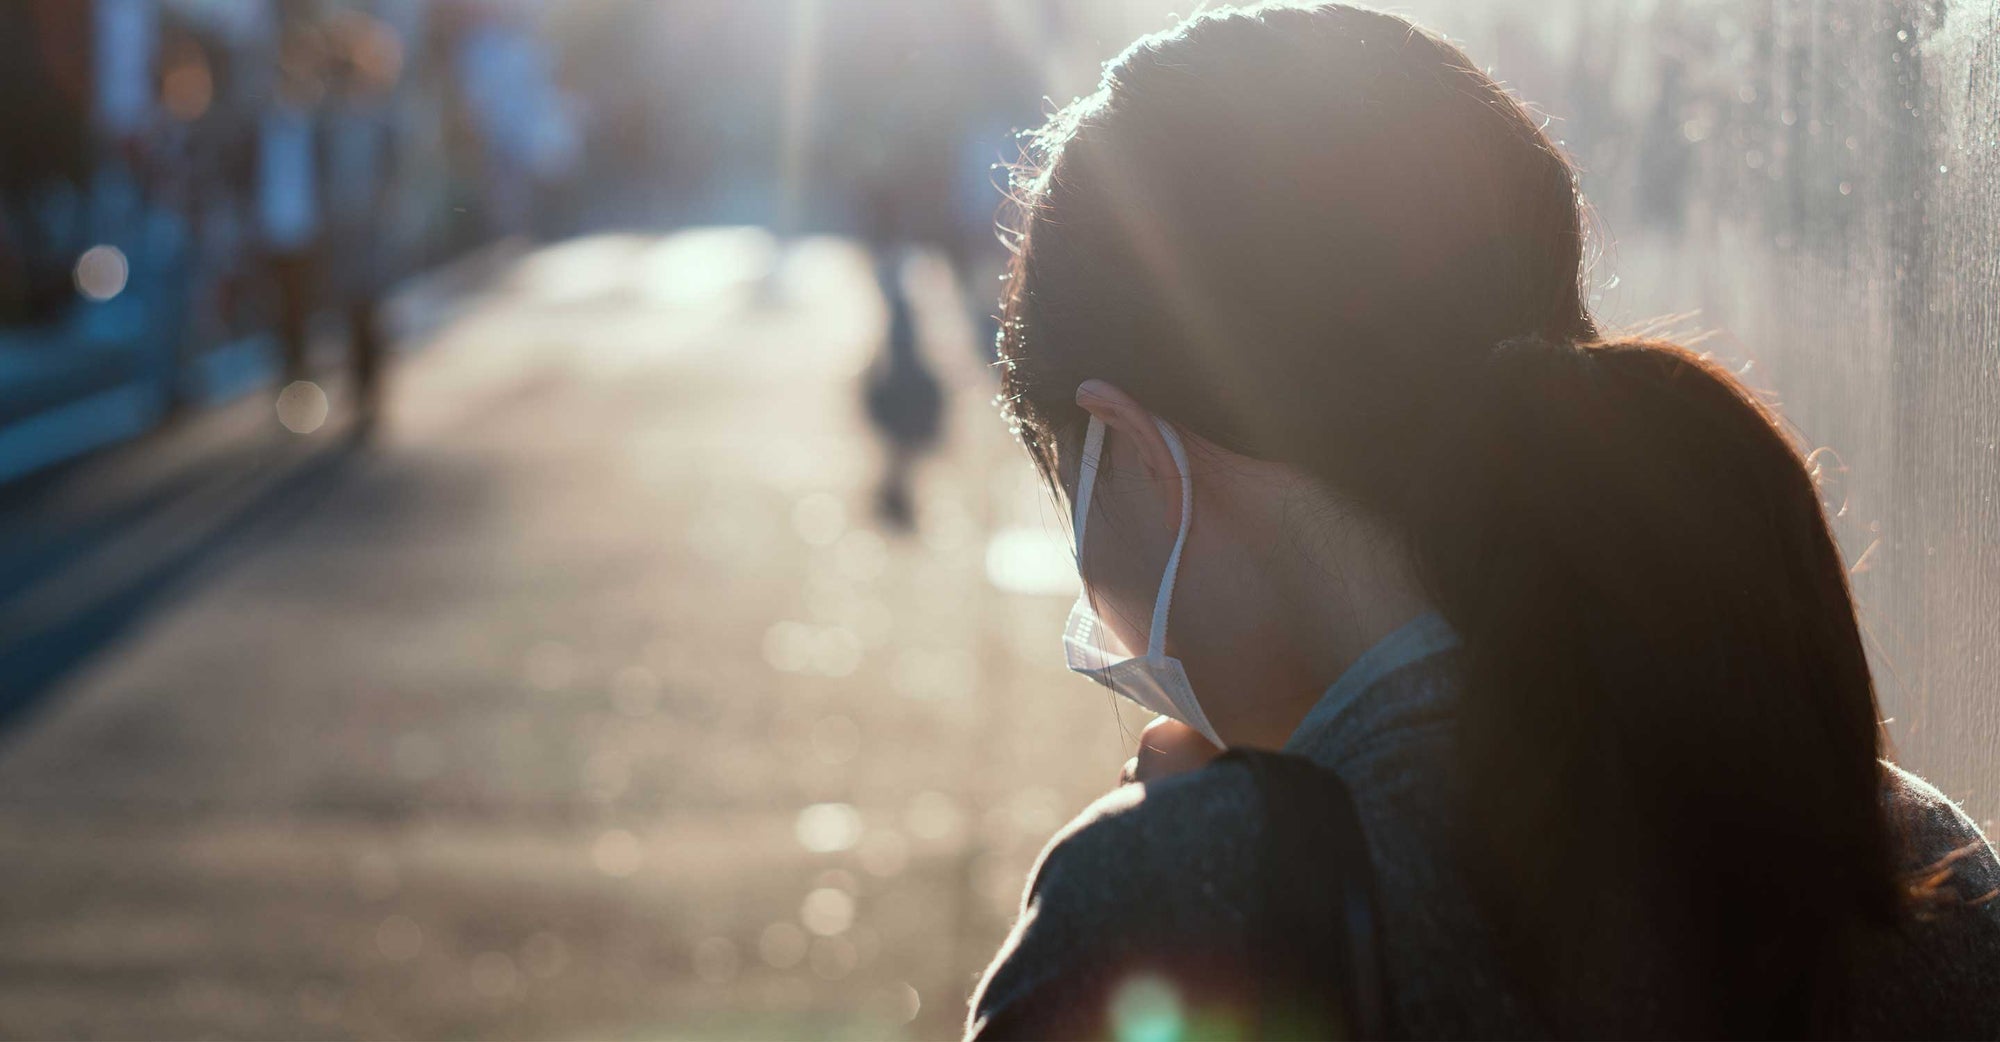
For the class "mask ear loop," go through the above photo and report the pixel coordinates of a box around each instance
[1147,419,1192,661]
[1071,415,1107,556]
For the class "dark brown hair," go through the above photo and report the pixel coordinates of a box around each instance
[997,3,1897,1034]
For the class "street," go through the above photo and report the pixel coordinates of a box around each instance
[0,230,1150,1040]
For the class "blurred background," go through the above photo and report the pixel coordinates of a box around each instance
[0,0,1994,1038]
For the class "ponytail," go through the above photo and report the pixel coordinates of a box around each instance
[1416,335,1897,1035]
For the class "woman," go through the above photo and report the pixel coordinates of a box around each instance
[968,4,2000,1038]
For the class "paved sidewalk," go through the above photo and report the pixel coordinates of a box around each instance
[0,230,1148,1040]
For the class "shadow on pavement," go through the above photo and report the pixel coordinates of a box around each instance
[0,434,367,734]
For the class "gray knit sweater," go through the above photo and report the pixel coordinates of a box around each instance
[969,615,2000,1038]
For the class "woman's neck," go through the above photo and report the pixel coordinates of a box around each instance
[1180,473,1437,750]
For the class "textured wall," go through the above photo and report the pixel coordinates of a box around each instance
[1397,0,2000,819]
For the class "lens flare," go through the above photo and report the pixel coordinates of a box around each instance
[1110,973,1185,1042]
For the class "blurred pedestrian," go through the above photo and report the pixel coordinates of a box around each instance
[323,10,406,432]
[256,22,325,395]
[969,6,2000,1039]
[860,182,943,530]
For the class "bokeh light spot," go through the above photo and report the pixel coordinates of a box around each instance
[800,887,855,937]
[764,622,863,677]
[811,626,863,677]
[275,381,331,434]
[73,245,129,301]
[758,922,807,969]
[794,802,862,853]
[763,621,815,673]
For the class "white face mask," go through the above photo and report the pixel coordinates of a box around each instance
[1063,414,1226,749]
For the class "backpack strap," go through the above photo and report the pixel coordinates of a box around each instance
[1221,747,1393,1040]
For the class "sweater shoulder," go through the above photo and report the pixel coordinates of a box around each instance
[1020,760,1268,934]
[967,763,1269,1036]
[1883,760,2000,900]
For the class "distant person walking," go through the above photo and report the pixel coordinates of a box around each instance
[256,35,323,399]
[322,11,406,433]
[259,14,400,435]
[859,184,944,529]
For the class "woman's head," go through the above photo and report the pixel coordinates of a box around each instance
[1001,2,1592,496]
[1001,3,1896,1033]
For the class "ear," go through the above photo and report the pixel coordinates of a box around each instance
[1075,380,1186,525]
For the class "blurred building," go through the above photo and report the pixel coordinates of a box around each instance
[0,0,535,482]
